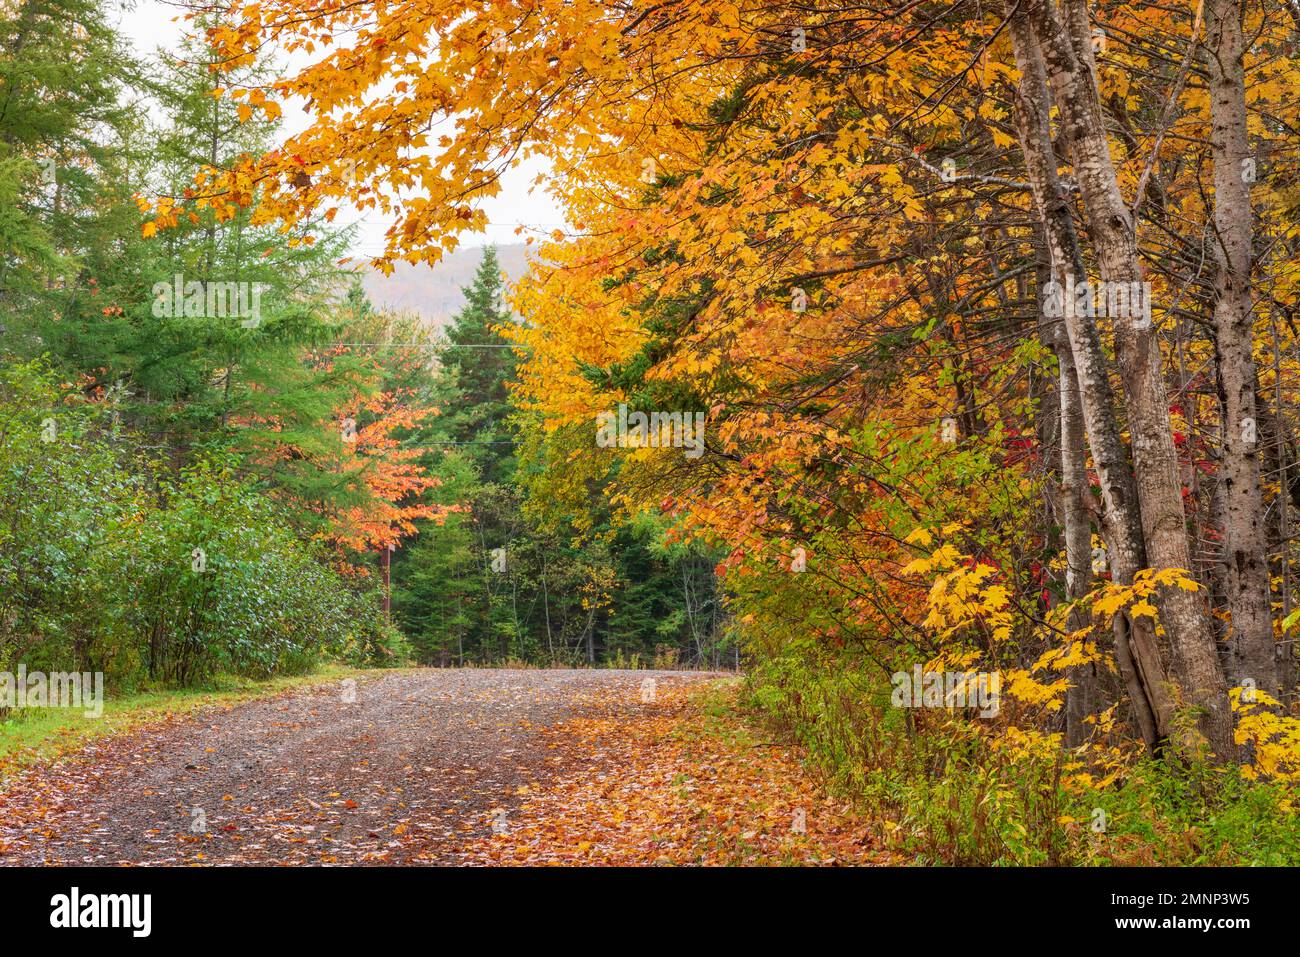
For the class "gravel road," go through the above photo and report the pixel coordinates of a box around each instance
[0,669,720,865]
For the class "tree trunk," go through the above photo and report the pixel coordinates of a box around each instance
[1057,296,1099,746]
[1024,0,1233,760]
[1007,4,1168,751]
[1032,247,1096,746]
[1205,0,1276,701]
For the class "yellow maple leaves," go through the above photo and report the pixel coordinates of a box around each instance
[1233,688,1300,782]
[1089,567,1200,627]
[899,534,1013,644]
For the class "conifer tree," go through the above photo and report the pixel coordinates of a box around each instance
[436,246,518,486]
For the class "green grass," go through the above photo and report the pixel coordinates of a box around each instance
[738,654,1300,865]
[0,664,381,784]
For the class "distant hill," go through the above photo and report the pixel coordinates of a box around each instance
[359,243,532,331]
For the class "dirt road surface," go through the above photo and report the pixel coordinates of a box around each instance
[0,669,719,865]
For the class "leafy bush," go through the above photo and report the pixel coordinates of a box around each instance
[0,359,387,693]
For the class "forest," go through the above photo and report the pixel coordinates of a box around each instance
[2,0,1299,871]
[0,4,725,678]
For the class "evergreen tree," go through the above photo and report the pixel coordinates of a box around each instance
[436,245,518,485]
[0,0,140,332]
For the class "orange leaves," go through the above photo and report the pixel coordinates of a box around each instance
[324,389,443,554]
[171,1,740,266]
[460,681,887,866]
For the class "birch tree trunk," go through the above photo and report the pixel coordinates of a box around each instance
[1007,6,1167,750]
[1055,289,1100,746]
[1024,0,1233,759]
[1031,244,1096,744]
[1205,0,1276,701]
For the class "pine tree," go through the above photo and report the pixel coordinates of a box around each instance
[436,246,518,486]
[0,0,138,335]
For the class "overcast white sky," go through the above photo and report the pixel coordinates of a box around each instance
[118,0,567,258]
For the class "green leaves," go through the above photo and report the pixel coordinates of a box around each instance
[0,362,385,689]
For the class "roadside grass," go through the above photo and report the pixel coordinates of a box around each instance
[739,655,1300,865]
[0,664,384,784]
[673,676,755,749]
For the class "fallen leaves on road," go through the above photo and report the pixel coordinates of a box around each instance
[458,680,889,866]
[0,670,724,865]
[2,671,883,866]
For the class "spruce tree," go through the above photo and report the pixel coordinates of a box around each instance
[437,246,518,486]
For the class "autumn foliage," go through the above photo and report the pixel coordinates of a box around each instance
[138,0,1300,800]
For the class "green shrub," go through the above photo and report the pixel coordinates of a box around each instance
[0,359,388,694]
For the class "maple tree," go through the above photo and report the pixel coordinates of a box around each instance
[320,384,442,553]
